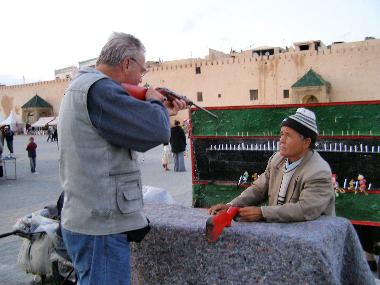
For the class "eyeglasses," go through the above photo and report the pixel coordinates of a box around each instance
[129,57,148,77]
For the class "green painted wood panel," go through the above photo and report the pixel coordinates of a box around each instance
[192,103,380,137]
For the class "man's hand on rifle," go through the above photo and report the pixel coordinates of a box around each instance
[145,88,165,102]
[145,88,187,116]
[163,97,187,116]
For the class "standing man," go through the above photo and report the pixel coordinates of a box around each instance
[46,127,52,142]
[58,32,186,285]
[26,136,37,173]
[4,126,14,157]
[207,108,335,241]
[170,120,187,172]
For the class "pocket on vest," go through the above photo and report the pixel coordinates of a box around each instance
[116,171,143,214]
[129,150,139,161]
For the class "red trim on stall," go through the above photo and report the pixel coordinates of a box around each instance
[351,220,380,227]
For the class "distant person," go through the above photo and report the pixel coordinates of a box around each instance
[52,127,58,142]
[0,126,4,148]
[46,127,53,142]
[25,123,31,135]
[0,139,3,177]
[161,143,171,171]
[170,120,187,172]
[26,137,37,173]
[183,119,190,138]
[4,126,14,157]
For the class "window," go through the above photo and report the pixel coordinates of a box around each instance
[283,89,289,99]
[218,94,221,98]
[197,92,203,102]
[249,89,258,101]
[195,67,201,74]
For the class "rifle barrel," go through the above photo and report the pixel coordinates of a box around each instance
[191,102,218,119]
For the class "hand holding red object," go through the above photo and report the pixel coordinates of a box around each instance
[205,206,239,243]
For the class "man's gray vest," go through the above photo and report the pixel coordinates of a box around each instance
[58,69,147,235]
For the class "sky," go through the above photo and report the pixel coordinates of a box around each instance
[0,0,379,85]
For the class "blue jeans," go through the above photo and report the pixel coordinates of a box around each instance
[173,152,186,172]
[61,228,131,285]
[29,157,36,172]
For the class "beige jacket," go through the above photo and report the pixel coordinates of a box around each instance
[230,150,335,222]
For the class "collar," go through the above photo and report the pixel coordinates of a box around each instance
[284,157,304,173]
[275,150,314,171]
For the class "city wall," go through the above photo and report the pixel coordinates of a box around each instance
[1,39,379,123]
[0,79,69,121]
[145,39,380,108]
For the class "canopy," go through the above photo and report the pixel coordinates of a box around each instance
[47,117,58,126]
[0,111,19,130]
[31,116,55,128]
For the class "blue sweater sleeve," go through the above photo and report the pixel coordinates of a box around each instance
[87,78,170,152]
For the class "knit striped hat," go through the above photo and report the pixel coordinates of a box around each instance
[281,108,319,143]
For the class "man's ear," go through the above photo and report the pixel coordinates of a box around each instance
[121,58,130,72]
[304,137,312,149]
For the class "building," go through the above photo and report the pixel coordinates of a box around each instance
[145,38,380,110]
[55,66,78,80]
[0,79,69,125]
[21,94,54,124]
[0,38,379,124]
[79,58,97,69]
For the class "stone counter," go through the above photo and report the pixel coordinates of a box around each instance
[131,204,375,285]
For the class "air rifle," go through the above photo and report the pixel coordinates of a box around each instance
[122,83,218,119]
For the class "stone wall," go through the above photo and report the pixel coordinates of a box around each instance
[0,79,69,121]
[1,39,379,123]
[145,39,380,109]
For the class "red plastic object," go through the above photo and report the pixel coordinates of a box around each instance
[205,206,239,243]
[122,83,148,101]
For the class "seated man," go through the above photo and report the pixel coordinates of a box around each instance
[207,108,335,241]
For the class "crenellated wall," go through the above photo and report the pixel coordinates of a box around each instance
[0,79,69,121]
[144,39,380,113]
[1,39,379,123]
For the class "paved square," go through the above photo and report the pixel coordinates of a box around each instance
[0,134,192,284]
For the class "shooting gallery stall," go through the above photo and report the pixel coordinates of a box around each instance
[190,101,380,257]
[130,101,380,284]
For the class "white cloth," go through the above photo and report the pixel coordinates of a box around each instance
[143,186,175,204]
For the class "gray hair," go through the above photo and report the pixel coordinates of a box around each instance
[96,32,145,66]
